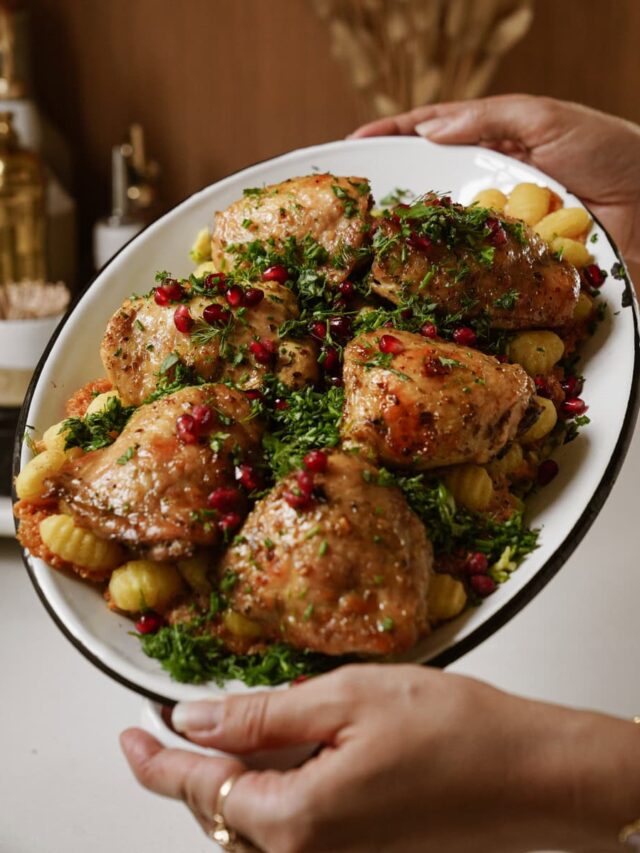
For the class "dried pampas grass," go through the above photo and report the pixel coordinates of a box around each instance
[314,0,533,118]
[0,281,70,320]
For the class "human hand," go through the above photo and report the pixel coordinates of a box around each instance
[120,664,640,852]
[350,94,640,263]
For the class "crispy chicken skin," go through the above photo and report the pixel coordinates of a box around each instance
[101,281,317,406]
[342,330,535,470]
[211,174,372,282]
[220,451,432,656]
[46,386,262,560]
[371,214,580,329]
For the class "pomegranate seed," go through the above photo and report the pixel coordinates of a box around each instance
[310,320,327,340]
[496,354,508,364]
[534,375,551,398]
[466,552,489,575]
[303,450,328,473]
[296,470,315,495]
[243,287,265,307]
[236,464,261,492]
[291,674,309,686]
[338,280,355,300]
[155,280,184,305]
[326,375,344,388]
[329,316,352,342]
[174,304,194,334]
[584,264,607,288]
[420,322,438,339]
[203,303,231,326]
[191,404,213,432]
[262,264,289,284]
[408,232,434,254]
[486,218,507,247]
[219,512,242,532]
[262,339,278,356]
[135,612,164,634]
[561,375,583,398]
[275,398,289,410]
[321,346,341,375]
[204,272,227,291]
[207,487,241,512]
[154,287,170,306]
[537,459,559,486]
[284,490,313,511]
[224,284,244,308]
[244,389,263,401]
[400,308,413,321]
[470,575,496,597]
[452,327,477,347]
[562,397,588,417]
[176,413,198,444]
[250,341,274,365]
[379,334,405,355]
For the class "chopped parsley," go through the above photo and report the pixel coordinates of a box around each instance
[139,626,337,686]
[331,183,358,218]
[493,289,520,310]
[62,396,136,452]
[116,445,137,465]
[261,383,344,479]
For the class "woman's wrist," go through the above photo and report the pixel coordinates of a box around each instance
[525,704,640,851]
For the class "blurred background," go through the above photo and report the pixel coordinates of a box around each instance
[26,0,640,283]
[1,0,639,493]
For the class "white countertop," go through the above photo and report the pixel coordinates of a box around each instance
[2,426,639,853]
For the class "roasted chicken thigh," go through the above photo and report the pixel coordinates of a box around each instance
[219,450,432,656]
[101,280,317,406]
[371,200,580,328]
[342,330,535,469]
[46,385,263,560]
[211,174,372,282]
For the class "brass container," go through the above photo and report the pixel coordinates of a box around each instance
[0,110,46,284]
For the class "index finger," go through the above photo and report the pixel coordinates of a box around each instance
[348,105,440,138]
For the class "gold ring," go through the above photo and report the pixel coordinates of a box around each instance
[207,771,259,852]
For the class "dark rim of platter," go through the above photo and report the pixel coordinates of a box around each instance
[11,140,640,704]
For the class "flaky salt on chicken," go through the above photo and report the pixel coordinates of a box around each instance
[101,279,317,406]
[211,174,372,282]
[45,385,263,560]
[342,330,535,470]
[219,450,432,657]
[371,199,580,328]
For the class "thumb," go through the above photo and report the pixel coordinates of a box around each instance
[171,666,360,753]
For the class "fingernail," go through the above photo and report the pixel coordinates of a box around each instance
[172,700,223,733]
[415,118,448,138]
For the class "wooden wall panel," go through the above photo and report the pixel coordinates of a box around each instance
[27,0,640,278]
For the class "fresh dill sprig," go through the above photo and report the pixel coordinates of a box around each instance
[62,396,136,452]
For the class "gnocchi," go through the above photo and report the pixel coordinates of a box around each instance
[534,207,591,242]
[15,449,67,500]
[505,182,551,226]
[108,560,184,613]
[507,331,565,376]
[471,188,507,212]
[428,573,467,622]
[39,514,124,574]
[445,465,494,513]
[520,396,558,445]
